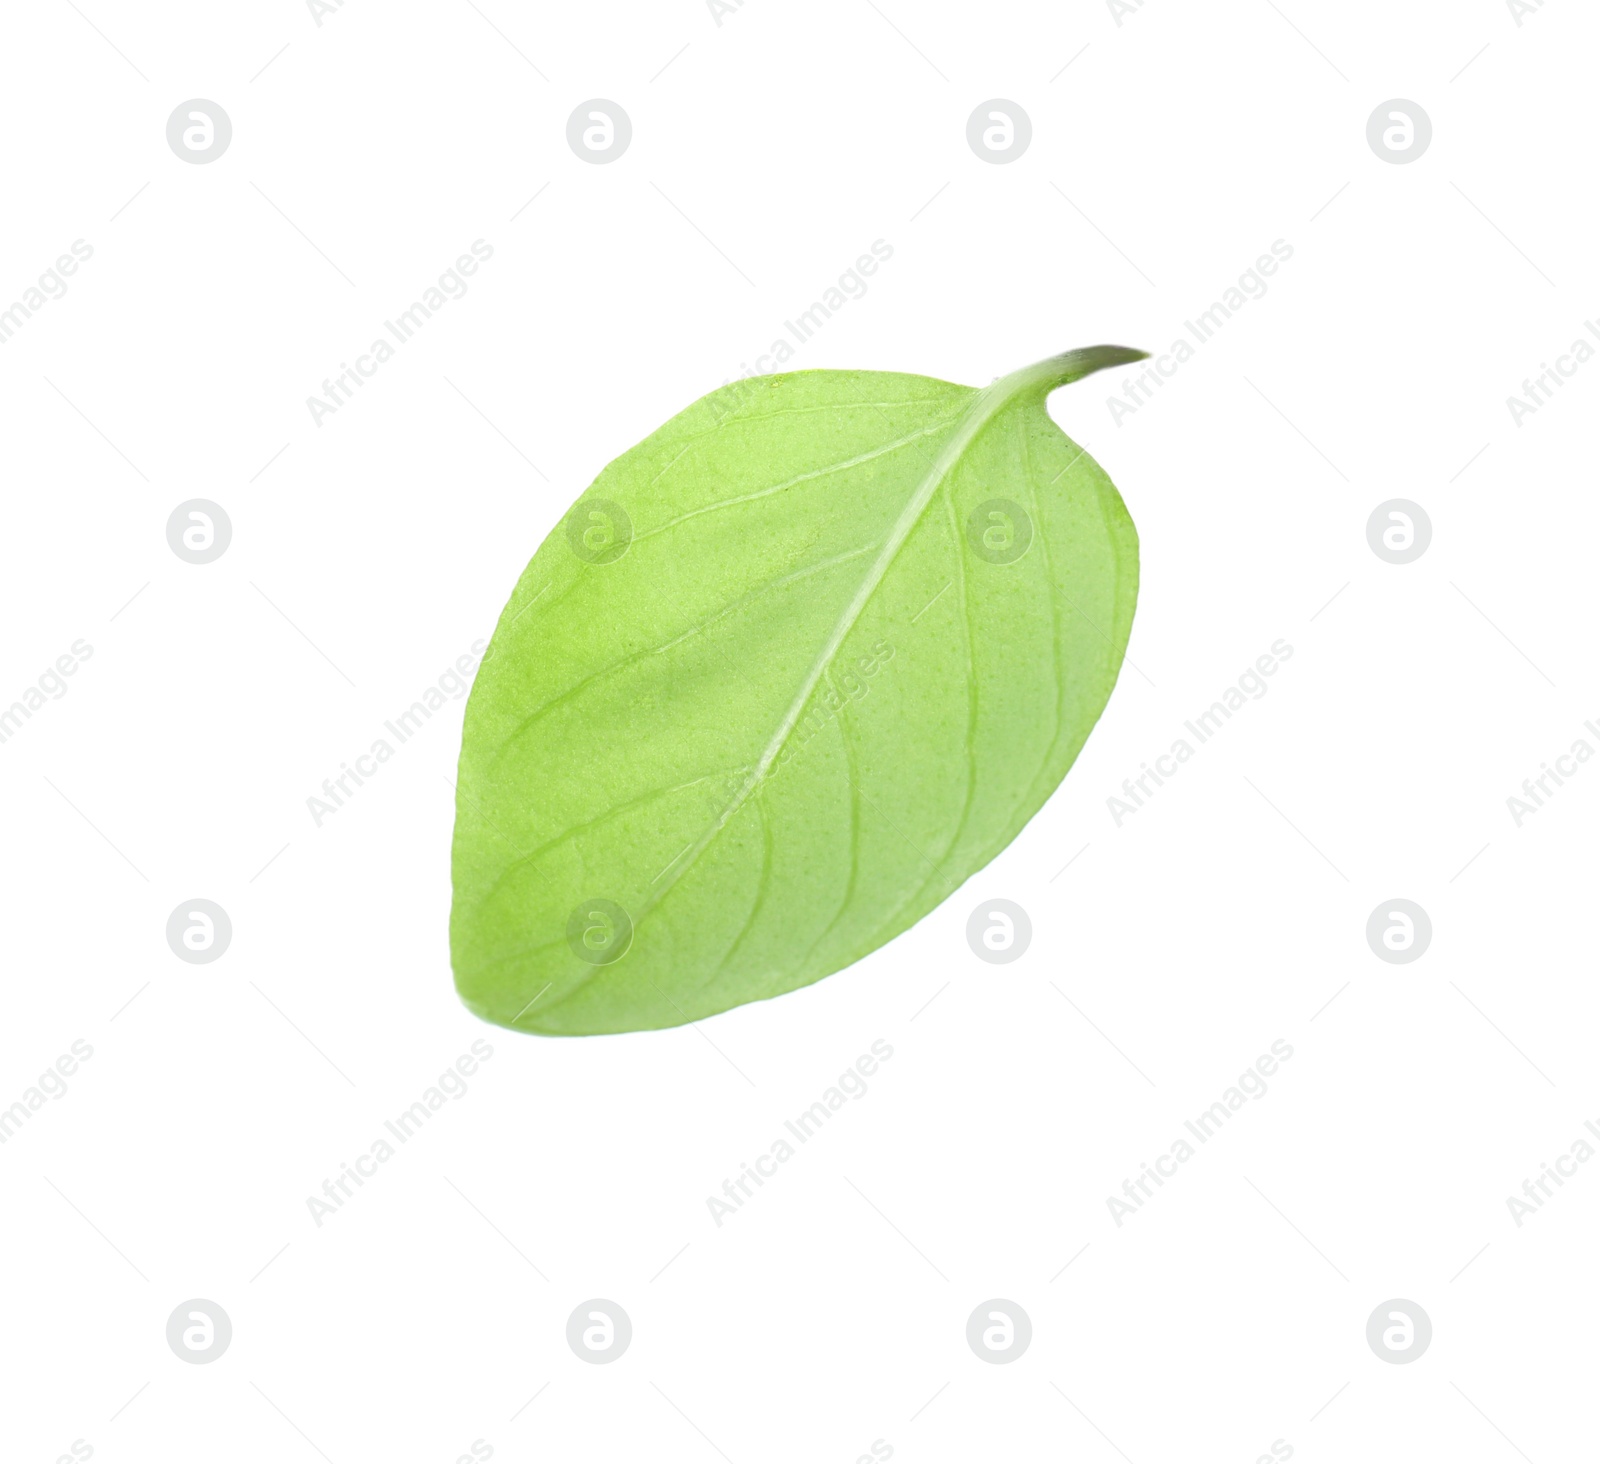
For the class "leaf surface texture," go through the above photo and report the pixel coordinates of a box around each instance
[451,348,1143,1034]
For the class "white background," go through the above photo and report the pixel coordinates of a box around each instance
[2,0,1597,1460]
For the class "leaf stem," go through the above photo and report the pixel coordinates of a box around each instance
[1000,345,1149,399]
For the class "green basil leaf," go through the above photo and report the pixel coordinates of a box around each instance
[451,346,1145,1035]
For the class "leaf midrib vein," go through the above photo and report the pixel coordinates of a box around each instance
[635,376,1021,929]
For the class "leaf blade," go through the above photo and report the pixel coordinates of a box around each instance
[451,348,1144,1034]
